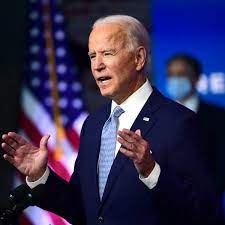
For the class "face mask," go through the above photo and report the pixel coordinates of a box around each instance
[166,76,192,100]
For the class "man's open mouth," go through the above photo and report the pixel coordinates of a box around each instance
[97,76,112,83]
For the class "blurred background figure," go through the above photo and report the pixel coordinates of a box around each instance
[166,54,225,222]
[166,54,202,111]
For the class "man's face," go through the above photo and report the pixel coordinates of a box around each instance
[167,60,195,83]
[88,23,142,104]
[166,59,197,101]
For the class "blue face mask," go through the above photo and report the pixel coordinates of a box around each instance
[166,76,192,100]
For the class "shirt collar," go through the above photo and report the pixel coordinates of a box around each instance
[179,94,199,113]
[111,79,153,114]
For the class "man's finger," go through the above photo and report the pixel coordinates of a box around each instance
[3,154,16,166]
[121,129,142,141]
[1,143,16,156]
[118,131,135,143]
[7,132,27,145]
[135,129,141,137]
[2,135,19,150]
[118,136,135,151]
[40,134,50,149]
[119,147,135,160]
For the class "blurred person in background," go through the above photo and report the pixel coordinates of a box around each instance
[166,53,225,223]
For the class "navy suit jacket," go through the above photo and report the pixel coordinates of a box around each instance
[31,88,219,225]
[197,100,225,193]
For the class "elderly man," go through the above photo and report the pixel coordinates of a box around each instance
[1,15,219,225]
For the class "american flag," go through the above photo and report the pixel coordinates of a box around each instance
[16,0,88,224]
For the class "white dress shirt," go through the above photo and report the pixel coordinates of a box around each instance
[178,94,199,113]
[27,79,161,189]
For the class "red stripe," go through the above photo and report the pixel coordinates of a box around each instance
[48,212,70,225]
[19,112,42,146]
[19,213,33,225]
[20,112,70,181]
[48,152,70,181]
[21,210,68,225]
[65,127,80,151]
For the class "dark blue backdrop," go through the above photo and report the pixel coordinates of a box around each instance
[152,0,225,108]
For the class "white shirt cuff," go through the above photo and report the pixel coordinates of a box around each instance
[26,167,50,189]
[139,162,161,189]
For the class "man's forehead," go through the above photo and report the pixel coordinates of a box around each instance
[168,60,193,75]
[169,60,188,69]
[88,23,127,47]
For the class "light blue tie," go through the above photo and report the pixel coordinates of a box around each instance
[98,106,124,200]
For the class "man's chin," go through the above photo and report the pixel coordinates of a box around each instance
[99,89,114,99]
[100,92,112,98]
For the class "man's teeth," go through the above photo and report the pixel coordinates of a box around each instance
[98,77,111,82]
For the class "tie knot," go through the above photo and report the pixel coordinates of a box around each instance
[112,106,124,118]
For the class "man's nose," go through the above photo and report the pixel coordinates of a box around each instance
[93,55,106,71]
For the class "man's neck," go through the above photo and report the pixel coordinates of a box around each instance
[178,90,196,104]
[114,75,147,105]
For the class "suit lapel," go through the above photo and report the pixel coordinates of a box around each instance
[101,88,164,204]
[89,103,111,204]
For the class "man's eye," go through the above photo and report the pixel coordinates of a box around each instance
[103,51,113,57]
[89,54,96,60]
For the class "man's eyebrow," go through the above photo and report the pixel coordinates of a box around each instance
[88,49,116,55]
[88,51,95,56]
[102,49,115,52]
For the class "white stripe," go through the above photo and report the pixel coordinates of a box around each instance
[21,87,77,174]
[72,112,88,135]
[24,207,55,225]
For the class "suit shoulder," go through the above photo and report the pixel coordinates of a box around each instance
[199,100,225,116]
[151,88,196,120]
[160,95,196,121]
[158,96,203,146]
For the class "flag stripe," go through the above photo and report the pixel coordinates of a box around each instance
[65,127,80,150]
[19,211,33,225]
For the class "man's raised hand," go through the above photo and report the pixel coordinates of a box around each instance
[1,132,50,181]
[118,129,155,178]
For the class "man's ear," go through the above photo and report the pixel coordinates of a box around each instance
[135,46,147,71]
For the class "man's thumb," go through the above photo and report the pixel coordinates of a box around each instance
[135,129,141,137]
[40,134,50,149]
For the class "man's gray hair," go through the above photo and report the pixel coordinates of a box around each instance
[93,15,150,54]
